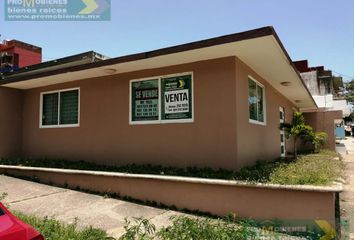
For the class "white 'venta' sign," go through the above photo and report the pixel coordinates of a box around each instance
[164,89,189,114]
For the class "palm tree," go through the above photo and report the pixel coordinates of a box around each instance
[281,112,313,159]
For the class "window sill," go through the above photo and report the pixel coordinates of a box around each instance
[249,119,266,126]
[40,124,80,129]
[129,119,194,125]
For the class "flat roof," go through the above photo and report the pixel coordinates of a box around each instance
[0,39,42,53]
[0,26,317,109]
[2,51,108,80]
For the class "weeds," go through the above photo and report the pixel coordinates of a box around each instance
[119,217,156,240]
[0,192,8,201]
[14,212,114,240]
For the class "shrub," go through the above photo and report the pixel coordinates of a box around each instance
[158,216,257,240]
[119,217,156,240]
[118,216,257,240]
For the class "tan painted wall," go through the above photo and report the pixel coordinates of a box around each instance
[18,56,299,169]
[235,57,296,168]
[0,87,23,157]
[0,167,337,228]
[303,110,342,151]
[22,57,239,169]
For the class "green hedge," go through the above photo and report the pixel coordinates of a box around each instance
[0,150,343,185]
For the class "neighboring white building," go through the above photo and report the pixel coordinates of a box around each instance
[294,60,352,118]
[332,99,352,117]
[312,95,351,117]
[312,94,333,109]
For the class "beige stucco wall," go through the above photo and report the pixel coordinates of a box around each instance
[235,57,296,168]
[21,57,239,169]
[18,56,298,169]
[0,87,23,157]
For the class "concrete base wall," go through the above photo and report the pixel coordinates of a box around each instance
[0,87,23,157]
[0,166,340,228]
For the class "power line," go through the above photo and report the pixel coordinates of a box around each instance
[330,70,354,80]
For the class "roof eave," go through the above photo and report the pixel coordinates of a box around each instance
[0,26,317,109]
[0,26,274,85]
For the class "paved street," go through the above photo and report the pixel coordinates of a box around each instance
[0,175,185,238]
[338,138,354,239]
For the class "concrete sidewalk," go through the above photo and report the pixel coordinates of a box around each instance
[338,138,354,239]
[0,175,184,238]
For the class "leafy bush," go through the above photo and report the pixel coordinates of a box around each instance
[304,131,328,153]
[158,216,257,240]
[118,216,258,240]
[119,217,156,240]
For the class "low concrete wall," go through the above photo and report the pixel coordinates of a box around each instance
[0,165,342,228]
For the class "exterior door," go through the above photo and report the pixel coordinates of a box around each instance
[280,107,286,157]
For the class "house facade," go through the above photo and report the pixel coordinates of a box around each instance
[0,27,319,170]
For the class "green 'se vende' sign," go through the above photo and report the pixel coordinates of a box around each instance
[131,79,159,122]
[131,74,193,123]
[161,74,192,121]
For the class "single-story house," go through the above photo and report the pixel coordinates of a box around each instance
[0,26,326,170]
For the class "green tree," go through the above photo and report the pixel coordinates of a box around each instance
[281,112,313,159]
[345,79,354,92]
[333,76,344,92]
[346,94,354,103]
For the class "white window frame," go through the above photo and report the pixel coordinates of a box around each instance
[129,72,194,125]
[279,106,286,157]
[39,87,80,129]
[248,75,266,126]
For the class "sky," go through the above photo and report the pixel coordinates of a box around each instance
[1,0,354,81]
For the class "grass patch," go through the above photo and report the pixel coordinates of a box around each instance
[13,213,292,240]
[14,212,113,240]
[269,152,344,185]
[0,150,343,185]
